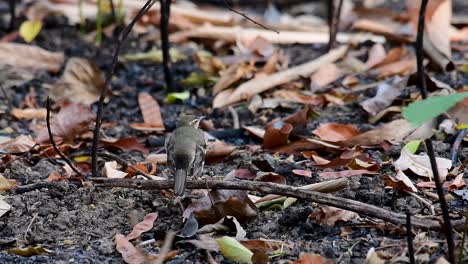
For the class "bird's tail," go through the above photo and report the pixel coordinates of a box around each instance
[174,169,187,196]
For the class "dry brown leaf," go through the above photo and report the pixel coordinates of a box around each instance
[292,252,333,264]
[130,92,165,131]
[212,63,256,95]
[46,58,105,105]
[375,58,417,78]
[310,63,343,92]
[212,46,348,108]
[448,173,466,190]
[312,123,360,142]
[255,172,286,184]
[101,137,149,153]
[372,47,409,69]
[352,19,413,43]
[337,119,414,147]
[365,43,386,69]
[318,169,378,179]
[0,174,17,192]
[0,135,36,153]
[35,103,96,144]
[126,213,158,240]
[383,170,418,193]
[145,153,168,164]
[292,169,313,177]
[309,206,360,226]
[205,139,237,164]
[447,97,468,124]
[0,43,64,73]
[242,36,275,57]
[394,149,452,181]
[115,234,145,264]
[263,121,293,148]
[272,90,325,105]
[11,108,47,120]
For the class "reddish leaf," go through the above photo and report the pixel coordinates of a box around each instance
[101,137,149,153]
[292,169,312,177]
[263,120,293,148]
[309,206,360,226]
[206,139,237,164]
[115,234,145,264]
[234,169,256,180]
[35,103,95,144]
[126,213,158,240]
[0,135,36,153]
[292,253,333,264]
[255,172,286,184]
[130,92,165,132]
[312,123,360,142]
[318,169,377,179]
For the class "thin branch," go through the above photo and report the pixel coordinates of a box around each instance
[326,0,334,52]
[89,178,466,231]
[406,211,415,264]
[8,0,15,32]
[221,0,279,33]
[451,128,468,164]
[91,0,157,177]
[160,0,175,92]
[97,151,153,180]
[415,0,455,262]
[46,98,83,178]
[227,106,240,129]
[109,0,117,23]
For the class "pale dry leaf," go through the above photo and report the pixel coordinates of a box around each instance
[47,58,105,105]
[115,234,145,264]
[0,174,17,192]
[384,170,418,193]
[0,43,64,73]
[312,123,360,142]
[0,135,36,153]
[213,63,255,95]
[0,64,35,89]
[102,161,128,179]
[0,199,11,218]
[310,63,343,92]
[394,149,452,181]
[309,206,359,226]
[126,212,159,240]
[426,0,452,59]
[130,92,165,131]
[365,43,386,69]
[448,173,466,191]
[11,108,47,120]
[360,76,408,116]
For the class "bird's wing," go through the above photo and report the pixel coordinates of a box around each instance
[190,143,206,178]
[165,134,176,173]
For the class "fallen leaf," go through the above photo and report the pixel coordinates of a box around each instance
[130,92,165,131]
[263,120,293,148]
[365,43,386,69]
[166,91,190,104]
[0,199,11,218]
[11,108,47,120]
[255,172,286,184]
[272,90,325,105]
[115,234,145,264]
[372,47,409,69]
[292,169,313,177]
[0,43,64,73]
[213,63,256,95]
[292,253,333,264]
[360,76,408,116]
[198,216,247,241]
[312,123,360,142]
[394,149,452,181]
[0,135,36,153]
[0,64,35,89]
[19,20,43,43]
[310,63,343,92]
[35,103,96,144]
[206,139,237,164]
[8,246,49,257]
[375,58,417,78]
[383,170,418,193]
[101,137,149,153]
[184,189,258,225]
[352,19,413,43]
[46,58,105,105]
[309,206,360,226]
[448,173,466,191]
[126,212,159,240]
[217,236,253,264]
[102,161,128,179]
[0,174,17,192]
[318,169,378,179]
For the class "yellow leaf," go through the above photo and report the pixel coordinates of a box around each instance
[217,236,253,263]
[19,20,42,43]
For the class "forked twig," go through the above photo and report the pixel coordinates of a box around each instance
[91,0,157,177]
[46,98,83,178]
[415,0,455,261]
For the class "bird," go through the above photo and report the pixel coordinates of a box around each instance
[165,115,207,196]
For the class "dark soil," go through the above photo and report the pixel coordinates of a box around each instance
[0,1,467,264]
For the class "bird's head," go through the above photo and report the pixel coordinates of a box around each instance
[177,115,204,128]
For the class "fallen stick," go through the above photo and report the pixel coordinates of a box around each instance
[90,178,465,231]
[169,25,385,45]
[213,45,348,108]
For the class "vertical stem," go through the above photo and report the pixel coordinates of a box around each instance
[91,0,157,178]
[160,0,175,92]
[326,0,334,52]
[109,0,117,23]
[415,0,455,262]
[8,0,15,32]
[96,0,103,46]
[406,211,415,264]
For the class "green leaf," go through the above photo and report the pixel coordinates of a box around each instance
[402,92,468,126]
[217,236,253,263]
[19,20,42,43]
[166,91,190,104]
[403,140,421,154]
[121,48,187,63]
[181,72,218,86]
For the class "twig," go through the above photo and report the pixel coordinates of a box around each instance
[8,0,15,32]
[154,231,175,264]
[46,98,83,178]
[326,0,334,51]
[221,0,279,34]
[11,181,82,195]
[23,213,38,242]
[451,128,468,165]
[91,0,157,178]
[415,0,455,262]
[327,0,343,51]
[109,0,116,23]
[89,178,466,231]
[227,106,240,129]
[404,190,435,215]
[160,0,175,92]
[406,211,415,264]
[0,143,39,170]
